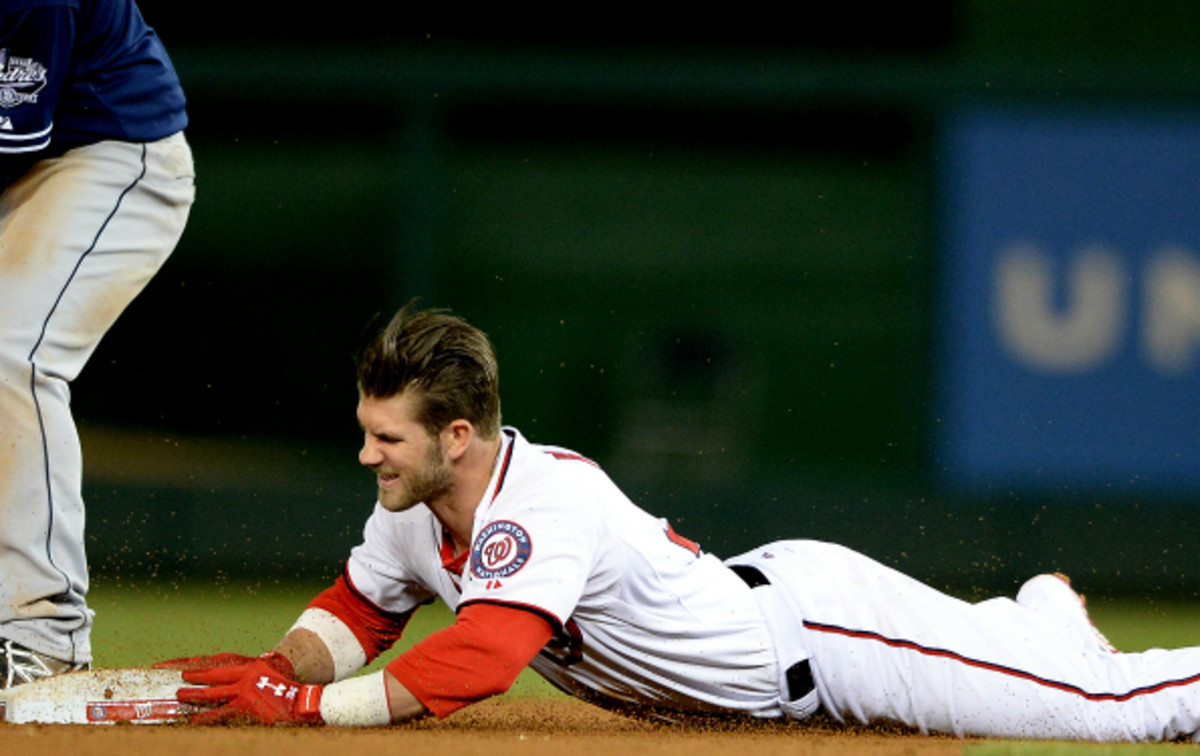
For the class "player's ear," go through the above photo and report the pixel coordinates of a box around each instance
[441,419,474,461]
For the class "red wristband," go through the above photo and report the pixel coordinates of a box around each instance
[295,684,324,723]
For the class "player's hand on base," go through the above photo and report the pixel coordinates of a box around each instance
[155,650,296,677]
[177,657,323,725]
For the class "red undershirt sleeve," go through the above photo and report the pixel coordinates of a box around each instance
[386,602,556,719]
[307,572,418,663]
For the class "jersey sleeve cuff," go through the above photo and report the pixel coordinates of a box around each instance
[289,607,369,682]
[0,123,53,154]
[456,598,564,632]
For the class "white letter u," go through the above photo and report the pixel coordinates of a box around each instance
[993,243,1126,373]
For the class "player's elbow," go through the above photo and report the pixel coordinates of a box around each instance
[472,658,525,699]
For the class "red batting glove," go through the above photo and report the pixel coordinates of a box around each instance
[178,657,321,725]
[155,650,296,677]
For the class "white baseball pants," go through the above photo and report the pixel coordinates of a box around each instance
[730,539,1200,742]
[0,132,195,663]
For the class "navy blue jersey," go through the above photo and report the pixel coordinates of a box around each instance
[0,0,187,187]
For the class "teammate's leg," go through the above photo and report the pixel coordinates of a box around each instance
[0,134,194,671]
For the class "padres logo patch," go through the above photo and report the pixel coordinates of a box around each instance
[0,50,49,109]
[471,520,532,580]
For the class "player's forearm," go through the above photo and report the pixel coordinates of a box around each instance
[280,606,372,683]
[384,669,429,721]
[275,623,428,724]
[308,668,427,726]
[383,602,555,719]
[274,627,337,684]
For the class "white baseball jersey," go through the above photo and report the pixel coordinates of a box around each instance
[344,427,783,717]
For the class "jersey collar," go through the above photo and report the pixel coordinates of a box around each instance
[440,529,468,577]
[443,428,516,578]
[485,428,517,508]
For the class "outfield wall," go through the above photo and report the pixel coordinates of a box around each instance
[75,7,1200,596]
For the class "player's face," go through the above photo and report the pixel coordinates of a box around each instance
[357,391,453,513]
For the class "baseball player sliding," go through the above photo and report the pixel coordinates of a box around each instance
[166,304,1200,741]
[0,0,194,687]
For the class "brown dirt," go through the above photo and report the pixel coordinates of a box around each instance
[0,696,970,756]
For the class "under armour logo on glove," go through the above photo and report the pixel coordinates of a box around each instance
[255,676,300,700]
[178,657,322,725]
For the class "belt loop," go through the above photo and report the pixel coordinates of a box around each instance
[730,564,771,588]
[785,660,815,702]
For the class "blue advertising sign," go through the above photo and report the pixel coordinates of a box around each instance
[937,108,1200,492]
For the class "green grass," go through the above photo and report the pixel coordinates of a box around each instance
[1086,599,1200,653]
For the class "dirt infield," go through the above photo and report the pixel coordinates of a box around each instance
[0,697,968,756]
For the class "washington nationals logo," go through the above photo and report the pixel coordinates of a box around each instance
[470,520,532,580]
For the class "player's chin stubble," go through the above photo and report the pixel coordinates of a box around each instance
[378,444,453,512]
